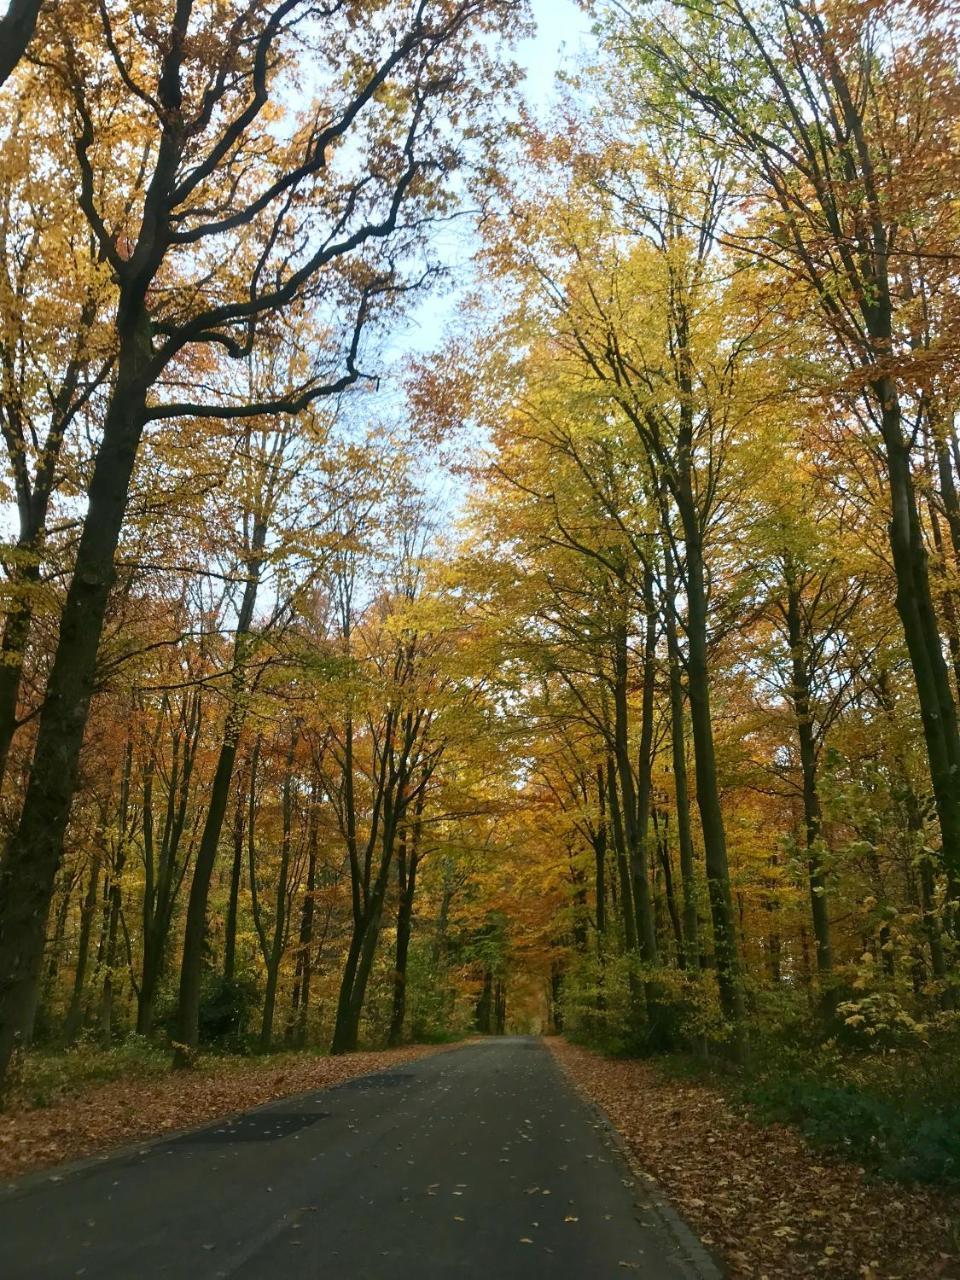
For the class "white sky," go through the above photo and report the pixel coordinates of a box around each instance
[387,0,596,360]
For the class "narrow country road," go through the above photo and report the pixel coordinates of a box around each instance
[0,1038,713,1279]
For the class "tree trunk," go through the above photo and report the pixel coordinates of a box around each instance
[605,757,636,951]
[0,0,42,87]
[882,392,960,884]
[288,793,319,1047]
[475,969,493,1034]
[98,737,134,1046]
[389,828,419,1048]
[333,831,396,1054]
[594,766,607,941]
[0,564,39,793]
[174,522,266,1065]
[664,532,700,970]
[612,607,657,964]
[494,978,506,1035]
[259,731,298,1052]
[0,314,152,1089]
[63,850,102,1044]
[632,560,660,963]
[330,925,366,1054]
[138,695,199,1036]
[679,494,746,1052]
[785,579,834,982]
[223,769,247,986]
[654,811,684,964]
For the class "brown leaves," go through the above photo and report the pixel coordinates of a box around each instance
[548,1040,960,1280]
[0,1043,453,1184]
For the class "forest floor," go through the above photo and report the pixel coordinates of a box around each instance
[548,1038,960,1280]
[0,1041,458,1184]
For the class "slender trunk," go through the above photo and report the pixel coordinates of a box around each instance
[606,756,636,951]
[475,969,493,1033]
[291,795,319,1047]
[570,858,589,952]
[654,810,684,965]
[331,707,414,1054]
[43,870,75,993]
[919,856,950,993]
[924,488,960,696]
[389,825,419,1048]
[64,849,102,1044]
[764,854,782,984]
[494,978,506,1035]
[664,534,700,970]
[97,868,123,1046]
[594,767,607,1012]
[388,858,416,1047]
[633,561,660,964]
[174,524,266,1065]
[99,738,134,1046]
[785,578,833,980]
[223,769,247,986]
[679,495,745,1048]
[138,697,199,1035]
[260,731,298,1051]
[612,608,657,964]
[882,392,960,883]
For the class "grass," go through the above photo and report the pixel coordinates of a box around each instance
[10,1036,171,1109]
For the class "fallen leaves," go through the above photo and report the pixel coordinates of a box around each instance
[548,1039,960,1280]
[0,1043,456,1184]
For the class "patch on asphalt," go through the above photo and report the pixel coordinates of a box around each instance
[334,1072,414,1091]
[171,1112,330,1144]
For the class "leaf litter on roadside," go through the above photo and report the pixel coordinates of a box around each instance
[548,1039,960,1280]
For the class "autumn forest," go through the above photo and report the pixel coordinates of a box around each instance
[1,1,960,1273]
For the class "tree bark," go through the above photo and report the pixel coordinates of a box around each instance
[0,0,42,87]
[632,560,660,964]
[259,730,298,1051]
[287,788,319,1047]
[173,521,266,1065]
[678,491,746,1051]
[664,533,700,970]
[882,395,960,884]
[612,607,657,963]
[605,756,637,951]
[223,769,247,987]
[389,805,422,1047]
[0,312,153,1087]
[63,847,103,1044]
[785,578,834,982]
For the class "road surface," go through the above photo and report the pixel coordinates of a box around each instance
[0,1037,714,1278]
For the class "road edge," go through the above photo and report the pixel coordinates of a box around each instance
[544,1038,725,1280]
[0,1040,466,1204]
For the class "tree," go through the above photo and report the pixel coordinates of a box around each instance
[0,0,42,87]
[610,0,960,885]
[0,0,524,1088]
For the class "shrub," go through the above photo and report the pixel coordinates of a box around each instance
[197,974,260,1047]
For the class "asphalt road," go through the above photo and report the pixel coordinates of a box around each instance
[0,1037,711,1279]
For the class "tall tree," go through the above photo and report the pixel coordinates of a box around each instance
[0,0,524,1087]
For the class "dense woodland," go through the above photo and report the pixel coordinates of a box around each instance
[1,0,960,1185]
